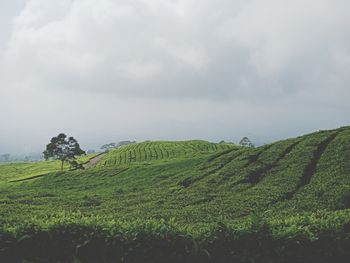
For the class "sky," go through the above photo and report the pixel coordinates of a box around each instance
[0,0,349,154]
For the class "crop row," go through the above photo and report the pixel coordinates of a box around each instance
[100,141,233,166]
[174,129,350,220]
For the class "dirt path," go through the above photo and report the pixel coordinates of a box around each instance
[83,152,107,169]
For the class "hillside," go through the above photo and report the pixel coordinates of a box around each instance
[0,153,97,182]
[0,128,350,262]
[98,140,234,166]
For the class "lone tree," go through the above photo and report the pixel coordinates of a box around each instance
[239,137,255,148]
[43,133,86,171]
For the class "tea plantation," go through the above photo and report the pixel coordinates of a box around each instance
[1,130,350,262]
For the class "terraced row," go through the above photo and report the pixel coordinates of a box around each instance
[175,127,350,219]
[99,140,235,166]
[0,126,349,227]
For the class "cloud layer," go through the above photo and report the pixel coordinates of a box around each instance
[0,0,349,153]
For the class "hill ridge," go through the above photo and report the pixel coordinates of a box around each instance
[1,126,350,262]
[0,125,349,223]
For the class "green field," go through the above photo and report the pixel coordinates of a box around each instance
[1,131,350,262]
[99,140,234,166]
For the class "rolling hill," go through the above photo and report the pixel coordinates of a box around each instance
[0,129,350,262]
[98,140,234,166]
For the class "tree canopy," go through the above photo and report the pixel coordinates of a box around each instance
[239,137,255,148]
[100,143,117,152]
[43,133,85,170]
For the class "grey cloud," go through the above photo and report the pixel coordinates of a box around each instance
[2,0,350,99]
[0,0,349,154]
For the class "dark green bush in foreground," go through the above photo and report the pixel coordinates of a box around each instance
[1,210,350,263]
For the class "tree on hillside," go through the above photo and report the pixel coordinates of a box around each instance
[239,137,255,148]
[43,133,86,171]
[100,142,117,152]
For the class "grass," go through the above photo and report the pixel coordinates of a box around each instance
[0,153,97,182]
[0,131,350,262]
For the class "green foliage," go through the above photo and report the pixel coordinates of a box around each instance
[99,140,235,166]
[1,210,350,262]
[337,190,350,209]
[43,133,86,170]
[0,127,350,262]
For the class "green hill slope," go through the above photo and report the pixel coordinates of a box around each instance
[98,140,235,166]
[0,128,350,222]
[0,128,350,262]
[0,153,97,182]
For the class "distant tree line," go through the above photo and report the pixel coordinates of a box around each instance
[218,137,255,147]
[101,141,137,152]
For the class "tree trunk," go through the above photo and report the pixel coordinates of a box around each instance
[61,160,64,171]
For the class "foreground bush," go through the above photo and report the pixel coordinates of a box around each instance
[1,210,350,263]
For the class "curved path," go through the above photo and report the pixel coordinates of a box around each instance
[83,152,107,169]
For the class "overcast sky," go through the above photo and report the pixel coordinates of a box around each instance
[0,0,349,154]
